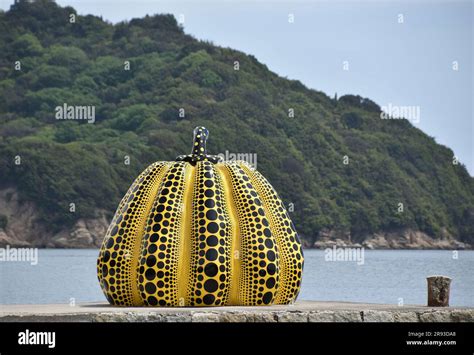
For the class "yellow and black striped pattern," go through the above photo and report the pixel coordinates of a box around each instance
[98,128,303,306]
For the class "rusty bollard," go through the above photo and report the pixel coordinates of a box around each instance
[427,276,451,307]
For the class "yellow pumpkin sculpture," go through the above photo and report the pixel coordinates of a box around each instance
[97,126,303,306]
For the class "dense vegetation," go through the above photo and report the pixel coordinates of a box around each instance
[1,0,473,245]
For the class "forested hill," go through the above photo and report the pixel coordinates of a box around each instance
[1,0,473,248]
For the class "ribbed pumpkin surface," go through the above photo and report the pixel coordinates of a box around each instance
[97,127,303,306]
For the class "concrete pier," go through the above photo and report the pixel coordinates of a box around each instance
[1,301,473,322]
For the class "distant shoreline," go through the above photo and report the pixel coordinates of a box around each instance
[1,224,472,250]
[1,245,472,251]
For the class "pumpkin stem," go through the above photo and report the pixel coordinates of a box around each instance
[175,126,222,165]
[192,126,208,157]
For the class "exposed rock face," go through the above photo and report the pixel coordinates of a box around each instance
[47,215,109,248]
[0,187,109,248]
[0,187,39,247]
[313,228,471,250]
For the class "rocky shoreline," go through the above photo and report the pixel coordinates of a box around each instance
[301,229,472,250]
[1,229,471,250]
[1,224,471,250]
[0,187,471,250]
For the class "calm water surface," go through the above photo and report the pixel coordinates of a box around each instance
[1,249,472,306]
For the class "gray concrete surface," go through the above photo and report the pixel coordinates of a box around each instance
[1,301,473,322]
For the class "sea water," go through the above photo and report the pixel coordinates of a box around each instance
[0,249,472,306]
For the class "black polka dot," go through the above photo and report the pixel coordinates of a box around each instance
[146,255,157,267]
[267,263,276,275]
[262,292,272,304]
[266,277,276,288]
[147,296,158,306]
[267,250,276,261]
[145,282,156,294]
[205,249,218,261]
[205,199,215,208]
[203,294,215,305]
[207,222,218,233]
[145,268,156,281]
[204,279,218,293]
[204,263,218,277]
[206,235,218,247]
[206,210,218,220]
[102,265,108,277]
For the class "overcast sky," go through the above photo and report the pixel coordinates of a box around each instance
[2,0,472,174]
